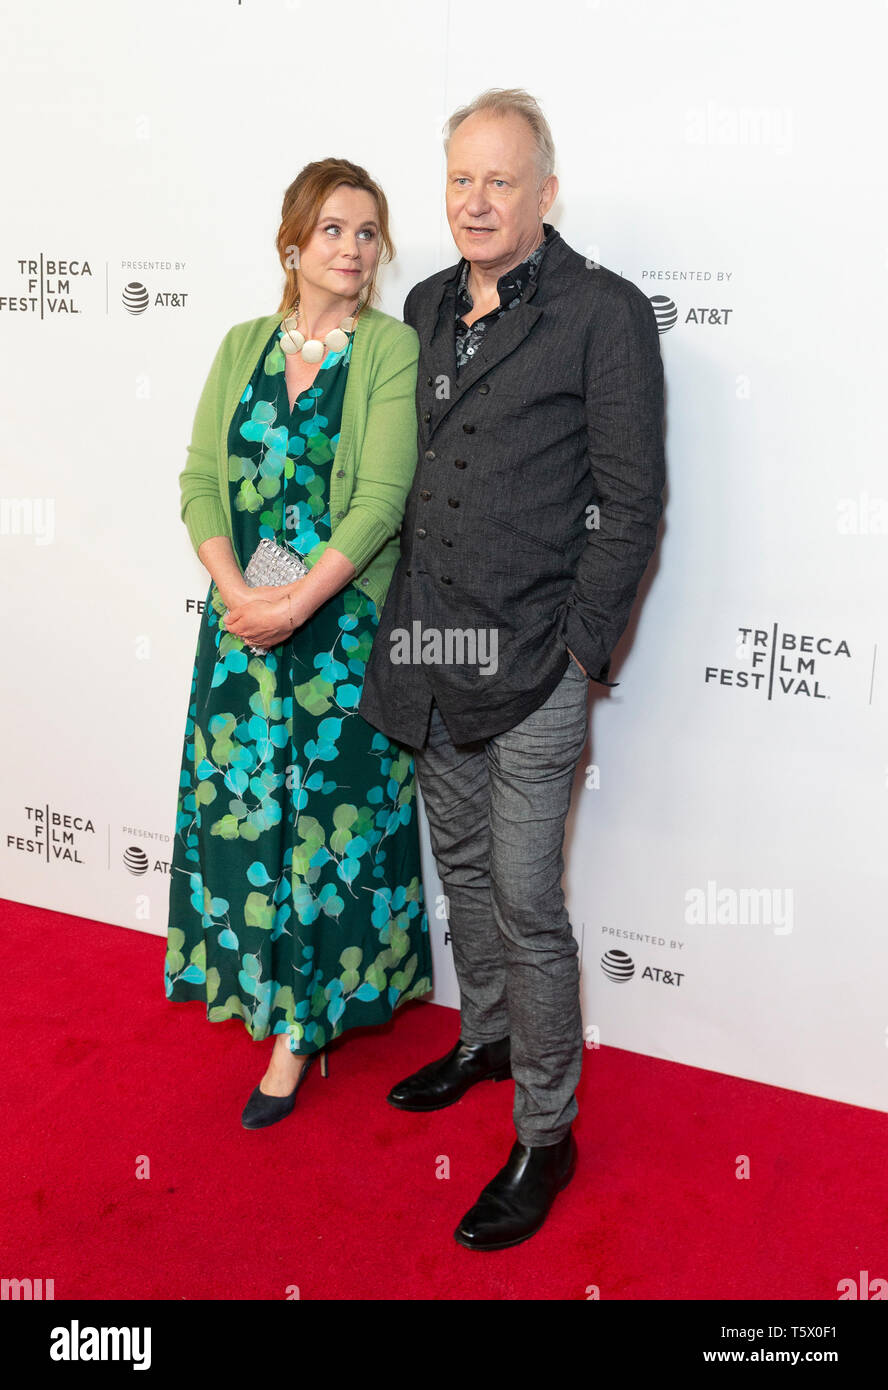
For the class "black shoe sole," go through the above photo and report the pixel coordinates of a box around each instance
[453,1152,577,1251]
[241,1103,297,1130]
[386,1065,512,1111]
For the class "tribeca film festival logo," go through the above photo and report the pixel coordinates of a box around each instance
[7,804,95,864]
[0,253,188,318]
[706,623,854,701]
[0,255,94,316]
[389,623,499,676]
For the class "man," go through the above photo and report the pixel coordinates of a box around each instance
[358,88,666,1251]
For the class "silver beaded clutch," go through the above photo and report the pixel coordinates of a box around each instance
[241,536,308,655]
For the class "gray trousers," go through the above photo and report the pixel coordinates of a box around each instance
[413,659,590,1146]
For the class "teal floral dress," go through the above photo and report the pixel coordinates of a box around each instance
[165,322,432,1055]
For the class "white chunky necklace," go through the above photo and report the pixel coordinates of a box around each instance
[279,295,360,364]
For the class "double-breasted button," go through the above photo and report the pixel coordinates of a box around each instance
[420,489,431,500]
[448,498,459,508]
[479,383,490,395]
[454,459,467,469]
[424,449,436,461]
[417,527,427,538]
[462,423,475,434]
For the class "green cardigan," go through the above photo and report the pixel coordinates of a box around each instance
[178,306,420,614]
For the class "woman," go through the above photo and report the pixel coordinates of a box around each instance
[165,158,432,1129]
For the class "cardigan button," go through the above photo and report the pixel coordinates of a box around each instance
[405,568,412,576]
[426,376,433,386]
[334,510,344,519]
[448,498,459,508]
[417,527,427,538]
[454,459,467,469]
[420,489,431,500]
[424,449,436,461]
[336,468,345,477]
[422,411,431,422]
[440,576,452,584]
[462,423,475,434]
[441,537,452,546]
[360,579,369,586]
[478,383,490,395]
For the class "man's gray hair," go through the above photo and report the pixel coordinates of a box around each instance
[443,88,556,184]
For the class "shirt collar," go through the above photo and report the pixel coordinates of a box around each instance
[455,221,555,314]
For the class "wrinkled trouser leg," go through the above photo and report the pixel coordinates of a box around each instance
[414,662,589,1145]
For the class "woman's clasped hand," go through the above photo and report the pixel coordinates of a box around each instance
[222,582,308,649]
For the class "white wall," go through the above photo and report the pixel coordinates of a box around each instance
[2,0,886,1112]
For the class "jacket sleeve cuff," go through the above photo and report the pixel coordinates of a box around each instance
[559,603,619,688]
[322,511,393,574]
[183,498,230,555]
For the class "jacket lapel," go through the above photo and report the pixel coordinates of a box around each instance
[417,233,569,434]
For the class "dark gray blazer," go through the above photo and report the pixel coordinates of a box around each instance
[357,225,666,747]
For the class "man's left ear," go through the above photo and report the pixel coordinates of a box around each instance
[540,173,559,217]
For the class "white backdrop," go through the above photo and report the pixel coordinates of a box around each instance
[2,0,886,1113]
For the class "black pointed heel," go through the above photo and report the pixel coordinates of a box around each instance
[241,1045,327,1129]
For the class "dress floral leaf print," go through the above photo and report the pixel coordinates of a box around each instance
[165,322,432,1053]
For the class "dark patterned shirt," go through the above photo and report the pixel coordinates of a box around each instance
[454,222,554,371]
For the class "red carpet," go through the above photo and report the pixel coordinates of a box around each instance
[2,897,886,1300]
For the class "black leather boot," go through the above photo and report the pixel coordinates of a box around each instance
[386,1036,511,1111]
[453,1129,577,1250]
